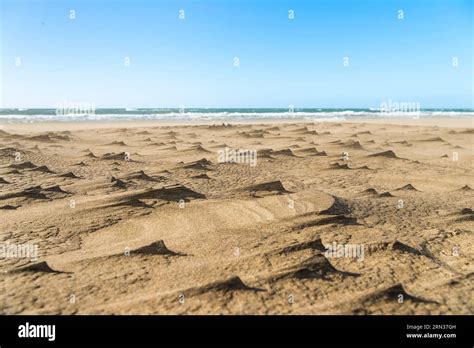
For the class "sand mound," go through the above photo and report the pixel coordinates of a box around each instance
[28,165,56,174]
[74,161,88,167]
[458,185,473,192]
[245,181,291,194]
[0,187,48,200]
[298,147,320,154]
[419,137,446,142]
[362,283,437,305]
[161,146,178,151]
[192,173,211,179]
[0,204,19,210]
[4,169,21,175]
[332,162,370,170]
[53,133,72,141]
[0,177,11,184]
[102,152,130,161]
[355,131,372,136]
[112,179,128,189]
[184,158,213,170]
[379,192,395,197]
[298,147,327,156]
[188,276,263,296]
[361,188,379,195]
[266,126,280,131]
[184,162,211,170]
[390,241,422,255]
[132,240,182,256]
[395,184,419,191]
[272,149,295,156]
[58,172,81,179]
[0,185,68,200]
[320,196,351,215]
[210,143,230,148]
[189,145,211,153]
[126,170,163,182]
[194,158,214,166]
[276,237,327,255]
[239,131,264,139]
[292,126,309,132]
[257,149,275,159]
[24,133,70,142]
[165,131,179,136]
[108,141,128,146]
[128,184,206,202]
[25,134,55,142]
[312,215,358,226]
[368,150,399,158]
[274,254,359,281]
[344,140,364,149]
[9,161,37,170]
[43,185,70,194]
[331,162,351,170]
[110,198,153,208]
[10,261,60,274]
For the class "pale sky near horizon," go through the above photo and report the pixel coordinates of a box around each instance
[1,0,472,108]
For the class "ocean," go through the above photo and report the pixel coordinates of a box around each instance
[0,108,472,123]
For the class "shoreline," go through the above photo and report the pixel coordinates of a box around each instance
[1,117,472,133]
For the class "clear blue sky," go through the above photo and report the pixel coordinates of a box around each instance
[1,0,472,108]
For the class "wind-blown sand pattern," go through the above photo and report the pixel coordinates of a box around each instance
[0,120,472,314]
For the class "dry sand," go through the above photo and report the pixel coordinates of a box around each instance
[0,119,472,314]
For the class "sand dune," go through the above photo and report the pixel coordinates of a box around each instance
[368,150,400,158]
[0,120,472,315]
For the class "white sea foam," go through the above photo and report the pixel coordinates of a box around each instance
[0,111,472,123]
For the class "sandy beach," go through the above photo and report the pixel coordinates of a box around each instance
[0,119,472,314]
